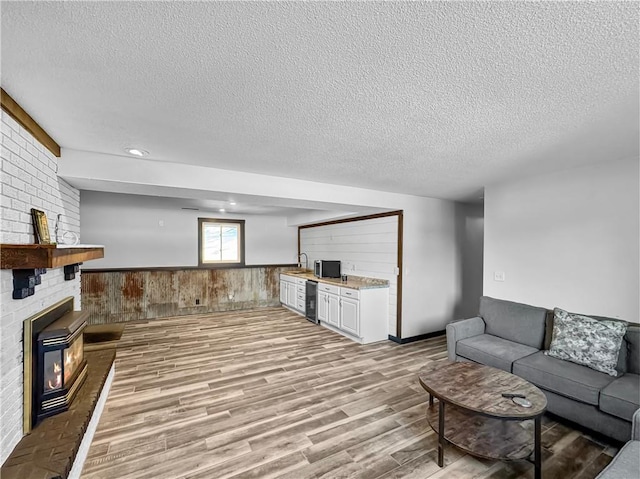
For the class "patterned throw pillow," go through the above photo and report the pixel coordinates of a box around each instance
[545,308,628,377]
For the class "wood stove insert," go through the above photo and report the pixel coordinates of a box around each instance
[23,296,88,432]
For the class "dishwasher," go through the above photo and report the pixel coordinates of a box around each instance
[305,280,318,324]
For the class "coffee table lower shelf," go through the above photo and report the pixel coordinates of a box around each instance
[426,401,535,461]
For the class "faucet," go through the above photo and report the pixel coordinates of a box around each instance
[298,252,308,271]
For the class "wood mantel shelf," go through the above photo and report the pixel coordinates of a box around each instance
[0,244,104,269]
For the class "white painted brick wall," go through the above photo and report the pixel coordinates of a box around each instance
[0,111,81,464]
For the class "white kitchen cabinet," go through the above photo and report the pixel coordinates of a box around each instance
[319,284,388,344]
[339,296,359,337]
[294,278,306,311]
[287,281,297,309]
[279,280,287,304]
[327,293,340,327]
[280,273,388,344]
[280,274,306,315]
[317,290,328,323]
[317,284,340,327]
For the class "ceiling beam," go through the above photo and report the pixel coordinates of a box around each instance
[1,88,60,157]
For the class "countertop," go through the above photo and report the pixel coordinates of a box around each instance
[281,269,389,290]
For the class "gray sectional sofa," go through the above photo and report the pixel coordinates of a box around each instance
[596,408,639,479]
[446,296,640,443]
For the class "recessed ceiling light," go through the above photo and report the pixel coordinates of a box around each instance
[125,148,149,157]
[229,202,236,206]
[219,208,226,213]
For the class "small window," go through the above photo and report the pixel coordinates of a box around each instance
[198,218,245,267]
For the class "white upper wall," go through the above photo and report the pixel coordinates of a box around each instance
[484,157,639,321]
[80,191,298,268]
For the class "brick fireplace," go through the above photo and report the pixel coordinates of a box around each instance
[0,109,82,463]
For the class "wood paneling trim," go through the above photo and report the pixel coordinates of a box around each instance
[298,210,404,338]
[298,210,403,230]
[197,218,246,268]
[397,210,404,339]
[1,88,61,157]
[82,264,298,273]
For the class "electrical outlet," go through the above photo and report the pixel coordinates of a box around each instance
[228,293,234,300]
[494,271,505,282]
[158,220,164,227]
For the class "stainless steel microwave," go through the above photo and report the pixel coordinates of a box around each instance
[314,260,341,278]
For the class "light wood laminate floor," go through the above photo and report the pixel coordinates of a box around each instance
[82,307,617,479]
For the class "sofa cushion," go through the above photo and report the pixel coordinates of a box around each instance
[513,351,616,406]
[600,374,640,422]
[479,296,547,349]
[544,309,630,375]
[456,334,538,372]
[543,309,555,350]
[626,325,640,375]
[546,308,628,377]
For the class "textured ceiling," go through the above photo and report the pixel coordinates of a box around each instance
[1,1,638,202]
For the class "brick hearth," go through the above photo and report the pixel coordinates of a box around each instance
[0,349,115,479]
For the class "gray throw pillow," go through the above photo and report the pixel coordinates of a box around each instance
[545,307,628,377]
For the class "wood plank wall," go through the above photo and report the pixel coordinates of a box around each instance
[299,215,399,335]
[81,266,295,325]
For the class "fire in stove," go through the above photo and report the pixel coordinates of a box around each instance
[45,361,62,391]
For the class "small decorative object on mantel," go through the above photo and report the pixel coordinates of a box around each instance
[55,213,80,245]
[31,208,51,244]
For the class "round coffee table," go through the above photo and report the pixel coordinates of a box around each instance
[418,361,547,479]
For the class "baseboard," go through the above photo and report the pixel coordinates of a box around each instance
[388,330,445,344]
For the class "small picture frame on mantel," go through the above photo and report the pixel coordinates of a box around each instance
[31,208,51,244]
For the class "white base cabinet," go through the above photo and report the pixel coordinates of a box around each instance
[317,283,388,344]
[339,296,359,337]
[318,289,340,327]
[280,274,306,315]
[280,273,389,344]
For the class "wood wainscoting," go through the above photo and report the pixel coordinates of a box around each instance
[81,266,295,325]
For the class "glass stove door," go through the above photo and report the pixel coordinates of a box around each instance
[43,350,63,392]
[63,335,84,385]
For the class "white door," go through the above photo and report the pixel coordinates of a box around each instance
[279,280,287,304]
[327,293,340,327]
[340,297,360,337]
[317,290,328,322]
[287,282,297,308]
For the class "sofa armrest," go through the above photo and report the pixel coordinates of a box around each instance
[632,408,640,441]
[446,316,486,362]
